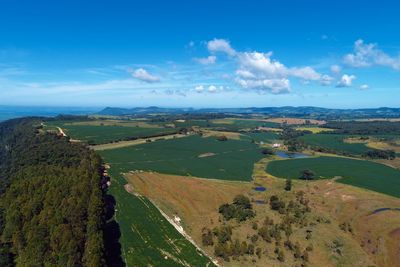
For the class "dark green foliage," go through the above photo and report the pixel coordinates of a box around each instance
[261,148,274,155]
[219,195,255,222]
[285,179,292,191]
[300,169,315,180]
[0,118,105,266]
[247,244,255,255]
[213,225,232,244]
[363,149,396,159]
[202,228,214,246]
[217,135,228,141]
[325,121,400,135]
[269,195,286,212]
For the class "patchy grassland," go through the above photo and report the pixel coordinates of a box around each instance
[125,172,250,245]
[125,165,395,266]
[266,156,400,198]
[101,135,265,181]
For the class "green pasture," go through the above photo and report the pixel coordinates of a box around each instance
[100,135,265,181]
[266,156,400,198]
[241,131,280,143]
[299,134,370,155]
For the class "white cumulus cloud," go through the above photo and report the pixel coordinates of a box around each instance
[207,38,236,56]
[360,84,369,90]
[336,74,356,87]
[131,68,160,83]
[343,39,400,70]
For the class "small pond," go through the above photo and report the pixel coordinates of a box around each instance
[254,186,266,192]
[371,207,400,215]
[276,151,310,159]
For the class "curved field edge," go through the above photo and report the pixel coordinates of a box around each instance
[265,156,400,198]
[104,165,215,267]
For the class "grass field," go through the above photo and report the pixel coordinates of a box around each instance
[295,126,334,133]
[46,121,177,144]
[299,134,371,155]
[266,156,400,198]
[240,131,280,143]
[104,167,214,266]
[100,135,265,181]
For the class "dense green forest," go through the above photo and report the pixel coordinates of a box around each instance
[325,121,400,135]
[0,118,105,266]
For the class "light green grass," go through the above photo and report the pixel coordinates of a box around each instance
[266,156,400,198]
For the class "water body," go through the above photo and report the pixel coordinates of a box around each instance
[254,186,266,192]
[275,151,310,159]
[371,207,400,215]
[0,105,101,122]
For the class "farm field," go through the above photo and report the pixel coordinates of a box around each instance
[264,117,326,125]
[240,131,280,143]
[174,118,281,131]
[45,121,177,144]
[295,126,334,133]
[299,134,371,155]
[266,156,400,198]
[103,167,214,266]
[100,135,265,181]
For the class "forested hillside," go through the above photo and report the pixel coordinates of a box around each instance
[0,118,105,266]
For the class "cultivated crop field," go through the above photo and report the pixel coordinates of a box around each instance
[100,135,265,181]
[266,156,400,198]
[299,134,371,155]
[46,121,177,144]
[104,168,214,266]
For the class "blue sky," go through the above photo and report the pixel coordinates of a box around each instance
[0,0,399,108]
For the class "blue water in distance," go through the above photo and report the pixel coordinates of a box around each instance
[0,106,101,122]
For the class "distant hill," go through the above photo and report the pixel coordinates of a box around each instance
[97,106,400,119]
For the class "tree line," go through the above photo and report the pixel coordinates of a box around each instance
[0,117,106,266]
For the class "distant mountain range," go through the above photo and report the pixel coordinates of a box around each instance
[97,106,400,119]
